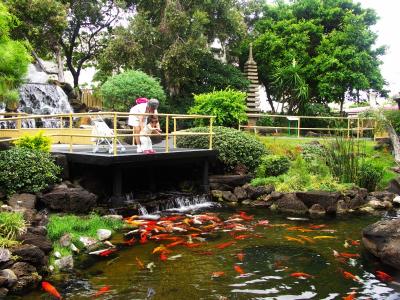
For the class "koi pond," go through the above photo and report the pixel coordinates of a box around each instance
[18,207,400,300]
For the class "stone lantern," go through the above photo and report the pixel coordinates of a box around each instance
[244,43,261,126]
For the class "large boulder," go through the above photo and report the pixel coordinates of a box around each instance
[11,244,46,268]
[17,232,52,254]
[272,193,308,215]
[362,219,400,270]
[296,191,340,214]
[9,262,41,294]
[387,177,400,195]
[40,185,97,213]
[243,184,274,200]
[8,194,37,210]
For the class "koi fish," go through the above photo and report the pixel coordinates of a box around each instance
[284,236,305,244]
[94,286,110,297]
[297,235,315,243]
[186,243,202,248]
[216,241,236,249]
[124,238,136,246]
[351,240,360,246]
[42,281,62,299]
[290,272,313,279]
[309,224,326,230]
[189,227,202,232]
[183,218,192,226]
[342,291,356,300]
[212,271,225,278]
[313,236,337,239]
[257,220,270,226]
[339,253,360,259]
[234,234,252,240]
[152,245,167,254]
[160,251,168,261]
[237,252,245,262]
[135,257,145,269]
[98,249,117,257]
[376,270,394,282]
[234,265,245,274]
[150,234,171,240]
[166,239,185,248]
[167,254,182,261]
[342,271,360,282]
[140,233,148,244]
[239,211,254,221]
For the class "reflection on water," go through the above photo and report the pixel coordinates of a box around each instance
[18,208,400,300]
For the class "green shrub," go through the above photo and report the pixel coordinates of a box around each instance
[14,131,51,152]
[301,143,326,162]
[256,155,290,177]
[357,160,384,191]
[0,148,61,196]
[256,115,275,127]
[188,89,248,127]
[384,110,400,134]
[176,126,266,172]
[0,211,26,240]
[250,176,282,187]
[101,70,166,111]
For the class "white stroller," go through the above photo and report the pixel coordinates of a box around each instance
[91,116,126,154]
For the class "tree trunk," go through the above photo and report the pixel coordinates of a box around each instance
[266,93,275,113]
[339,96,345,115]
[55,47,65,82]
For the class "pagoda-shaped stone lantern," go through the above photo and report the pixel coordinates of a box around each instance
[244,43,261,125]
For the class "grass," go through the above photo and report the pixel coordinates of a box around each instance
[0,211,27,240]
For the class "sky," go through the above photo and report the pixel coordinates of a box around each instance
[358,0,400,96]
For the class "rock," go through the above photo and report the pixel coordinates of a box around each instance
[54,255,74,271]
[22,209,37,224]
[296,191,340,214]
[367,199,387,210]
[8,193,36,209]
[97,229,112,241]
[387,177,400,195]
[0,269,17,288]
[0,287,8,297]
[0,205,12,212]
[103,215,123,221]
[0,249,11,263]
[269,191,282,201]
[241,199,252,205]
[233,187,247,201]
[250,199,272,207]
[209,175,252,188]
[9,263,41,294]
[59,233,72,247]
[349,194,368,209]
[27,226,47,236]
[273,193,308,215]
[209,183,232,191]
[17,232,52,254]
[11,244,46,267]
[79,236,98,250]
[362,219,400,270]
[0,140,11,151]
[369,191,396,202]
[54,252,61,259]
[244,184,274,200]
[51,154,69,180]
[211,190,224,202]
[393,195,400,205]
[10,262,36,278]
[309,204,326,218]
[221,191,237,202]
[40,186,97,213]
[359,206,376,214]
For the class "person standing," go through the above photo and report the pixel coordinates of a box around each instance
[127,98,160,153]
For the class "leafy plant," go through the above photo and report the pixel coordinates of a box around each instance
[14,131,51,152]
[101,70,166,111]
[0,236,20,248]
[256,115,276,127]
[256,155,290,177]
[188,89,248,128]
[301,143,326,162]
[384,110,400,134]
[250,176,282,187]
[176,126,266,172]
[0,211,27,240]
[357,160,384,192]
[0,148,61,196]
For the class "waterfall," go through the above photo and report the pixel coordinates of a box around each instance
[163,195,215,212]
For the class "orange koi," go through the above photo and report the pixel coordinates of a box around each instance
[297,235,315,243]
[183,218,192,226]
[351,240,360,246]
[309,224,326,230]
[150,234,171,240]
[42,281,62,299]
[234,265,245,274]
[290,272,313,279]
[342,271,360,282]
[185,243,202,248]
[216,241,236,249]
[152,245,167,254]
[135,257,145,269]
[257,220,270,226]
[237,252,245,262]
[339,253,360,259]
[284,236,305,244]
[197,251,214,256]
[342,291,356,300]
[98,249,116,257]
[94,286,110,297]
[376,270,394,282]
[140,233,148,244]
[166,239,185,248]
[160,251,169,261]
[160,216,184,222]
[234,234,252,240]
[239,211,254,221]
[189,227,202,232]
[212,271,225,278]
[313,236,337,239]
[124,237,136,246]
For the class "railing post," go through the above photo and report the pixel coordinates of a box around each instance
[16,113,22,130]
[209,117,214,150]
[69,113,73,152]
[297,117,301,138]
[165,115,169,153]
[173,117,177,149]
[113,113,117,156]
[357,118,360,139]
[347,118,350,139]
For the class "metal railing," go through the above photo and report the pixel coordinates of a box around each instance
[240,114,379,139]
[0,112,215,156]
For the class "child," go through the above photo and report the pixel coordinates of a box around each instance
[140,115,161,154]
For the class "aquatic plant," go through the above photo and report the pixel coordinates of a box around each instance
[0,211,27,240]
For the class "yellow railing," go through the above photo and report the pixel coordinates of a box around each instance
[0,112,215,155]
[240,114,378,139]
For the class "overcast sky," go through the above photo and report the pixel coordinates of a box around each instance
[358,0,399,96]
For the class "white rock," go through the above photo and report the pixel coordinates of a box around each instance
[54,255,74,270]
[0,249,11,262]
[70,243,79,253]
[79,236,98,249]
[54,251,62,258]
[103,214,123,221]
[49,265,55,272]
[97,229,112,241]
[393,195,400,205]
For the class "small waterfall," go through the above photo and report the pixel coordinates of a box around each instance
[163,194,215,212]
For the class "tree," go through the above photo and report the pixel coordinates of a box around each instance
[247,0,386,113]
[0,3,31,107]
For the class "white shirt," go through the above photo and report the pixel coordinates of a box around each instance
[127,103,158,127]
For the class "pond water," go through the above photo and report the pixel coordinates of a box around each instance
[18,208,400,300]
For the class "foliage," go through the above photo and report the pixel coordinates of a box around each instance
[357,159,384,192]
[384,110,400,134]
[256,155,290,177]
[0,148,60,196]
[188,89,247,127]
[0,211,26,240]
[14,131,51,152]
[101,70,166,111]
[0,236,20,248]
[325,136,365,184]
[247,0,385,113]
[301,143,326,162]
[349,101,370,108]
[256,115,276,127]
[250,176,282,187]
[176,126,266,172]
[0,3,30,105]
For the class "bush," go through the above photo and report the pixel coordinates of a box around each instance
[357,160,384,191]
[385,110,400,134]
[250,176,282,187]
[14,131,51,152]
[0,211,26,240]
[101,70,166,111]
[301,143,326,162]
[188,89,248,127]
[0,148,61,196]
[256,115,275,127]
[256,155,290,177]
[176,126,266,172]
